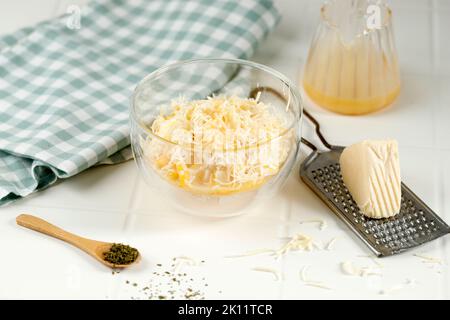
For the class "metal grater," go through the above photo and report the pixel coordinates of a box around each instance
[248,86,450,256]
[299,110,450,257]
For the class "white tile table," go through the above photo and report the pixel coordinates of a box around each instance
[0,0,449,299]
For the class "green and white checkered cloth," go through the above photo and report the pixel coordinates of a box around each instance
[0,0,280,205]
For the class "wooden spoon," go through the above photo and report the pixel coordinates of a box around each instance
[16,214,140,269]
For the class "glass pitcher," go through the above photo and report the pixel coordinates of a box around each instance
[302,0,400,115]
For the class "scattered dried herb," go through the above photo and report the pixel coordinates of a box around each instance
[119,259,211,300]
[103,243,139,265]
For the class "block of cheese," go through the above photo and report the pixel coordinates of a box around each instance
[339,140,401,219]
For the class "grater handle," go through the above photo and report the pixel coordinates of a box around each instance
[249,86,333,152]
[303,109,332,151]
[301,137,317,151]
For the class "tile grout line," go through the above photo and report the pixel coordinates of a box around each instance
[11,203,128,215]
[51,0,63,17]
[278,192,293,299]
[110,170,140,300]
[126,165,140,212]
[429,0,446,300]
[437,149,448,299]
[122,164,140,233]
[430,0,440,76]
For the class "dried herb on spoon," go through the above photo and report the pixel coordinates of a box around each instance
[103,243,139,265]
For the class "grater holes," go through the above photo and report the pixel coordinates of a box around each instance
[309,163,448,253]
[305,156,450,257]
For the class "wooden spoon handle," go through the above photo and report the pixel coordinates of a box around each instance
[16,214,95,251]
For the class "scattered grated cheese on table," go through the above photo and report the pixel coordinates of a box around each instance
[173,256,199,273]
[300,266,311,282]
[340,261,381,277]
[274,233,314,258]
[251,267,281,281]
[299,266,332,290]
[325,237,338,251]
[305,282,332,290]
[299,219,327,230]
[413,253,443,264]
[379,279,416,295]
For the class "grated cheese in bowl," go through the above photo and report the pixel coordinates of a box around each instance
[130,59,302,216]
[142,95,293,196]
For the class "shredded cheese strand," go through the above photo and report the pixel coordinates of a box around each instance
[299,219,328,230]
[325,237,338,251]
[413,253,443,264]
[251,267,281,281]
[341,261,382,277]
[300,266,310,282]
[274,233,314,258]
[173,256,199,273]
[305,282,332,290]
[379,279,416,295]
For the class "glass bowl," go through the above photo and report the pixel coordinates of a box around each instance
[130,58,302,217]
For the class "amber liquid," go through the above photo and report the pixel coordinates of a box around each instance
[303,37,401,115]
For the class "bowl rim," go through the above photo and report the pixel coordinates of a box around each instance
[130,58,303,149]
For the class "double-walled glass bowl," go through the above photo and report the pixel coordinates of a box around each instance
[130,59,302,217]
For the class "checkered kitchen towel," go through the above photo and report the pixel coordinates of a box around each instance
[0,0,280,205]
